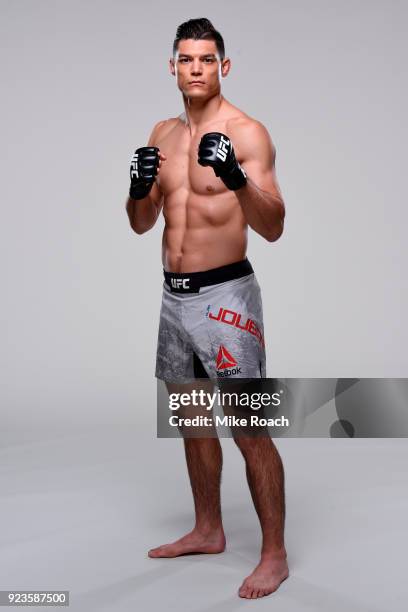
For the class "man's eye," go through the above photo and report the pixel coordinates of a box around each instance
[204,58,214,63]
[179,58,190,63]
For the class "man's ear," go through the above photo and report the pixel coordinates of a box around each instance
[221,58,231,78]
[169,58,176,76]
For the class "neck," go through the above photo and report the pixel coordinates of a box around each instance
[182,91,224,133]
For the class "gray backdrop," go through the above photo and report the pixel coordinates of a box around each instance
[1,2,408,610]
[2,0,407,427]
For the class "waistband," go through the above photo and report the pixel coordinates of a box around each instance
[163,258,254,293]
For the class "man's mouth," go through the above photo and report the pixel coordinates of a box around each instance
[189,81,205,85]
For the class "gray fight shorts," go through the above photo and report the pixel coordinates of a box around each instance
[155,259,266,383]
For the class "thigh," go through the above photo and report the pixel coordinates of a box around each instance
[165,380,218,438]
[187,274,267,380]
[155,286,194,383]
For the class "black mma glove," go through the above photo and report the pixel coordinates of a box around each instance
[198,132,247,191]
[129,146,159,200]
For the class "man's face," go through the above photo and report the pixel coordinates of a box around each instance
[170,39,229,99]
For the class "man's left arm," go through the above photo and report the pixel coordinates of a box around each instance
[232,121,285,242]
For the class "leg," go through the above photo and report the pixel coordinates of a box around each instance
[234,436,289,598]
[148,380,226,558]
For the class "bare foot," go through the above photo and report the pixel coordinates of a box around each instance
[148,527,226,558]
[238,554,289,599]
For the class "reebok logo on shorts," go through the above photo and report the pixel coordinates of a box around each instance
[216,345,242,377]
[216,345,237,370]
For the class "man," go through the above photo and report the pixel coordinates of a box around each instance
[126,18,288,599]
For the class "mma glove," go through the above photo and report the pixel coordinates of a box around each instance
[198,132,247,191]
[129,146,159,200]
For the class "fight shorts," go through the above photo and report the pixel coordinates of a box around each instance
[155,259,266,383]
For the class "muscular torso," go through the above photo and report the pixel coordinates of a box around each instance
[153,102,249,272]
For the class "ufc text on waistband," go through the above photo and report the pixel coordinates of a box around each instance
[163,259,254,293]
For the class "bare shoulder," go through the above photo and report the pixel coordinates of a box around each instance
[227,114,274,148]
[148,117,180,145]
[226,113,276,165]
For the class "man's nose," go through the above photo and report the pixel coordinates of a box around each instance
[191,59,203,75]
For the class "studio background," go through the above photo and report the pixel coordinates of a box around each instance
[1,1,407,611]
[2,0,407,427]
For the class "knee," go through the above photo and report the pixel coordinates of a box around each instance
[233,435,273,458]
[233,435,256,455]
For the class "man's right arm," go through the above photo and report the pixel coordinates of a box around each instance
[126,121,167,234]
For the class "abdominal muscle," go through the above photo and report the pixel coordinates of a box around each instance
[161,189,248,273]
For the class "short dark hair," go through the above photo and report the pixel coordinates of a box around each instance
[173,18,225,59]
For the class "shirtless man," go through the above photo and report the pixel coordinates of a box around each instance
[126,18,288,599]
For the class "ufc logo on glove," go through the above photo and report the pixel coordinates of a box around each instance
[216,136,230,162]
[130,152,139,179]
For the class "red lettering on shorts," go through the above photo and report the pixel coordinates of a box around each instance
[247,320,256,335]
[221,309,237,325]
[208,307,222,321]
[208,307,265,348]
[235,314,248,330]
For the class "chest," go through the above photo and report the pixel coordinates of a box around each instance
[156,126,234,196]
